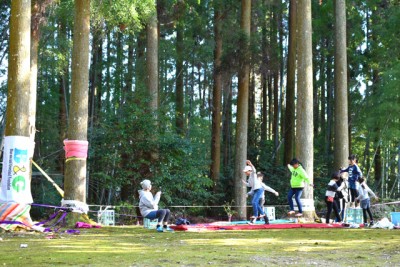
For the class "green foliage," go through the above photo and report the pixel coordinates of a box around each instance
[91,0,155,32]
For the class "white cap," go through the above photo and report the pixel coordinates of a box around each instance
[140,179,152,190]
[243,166,253,172]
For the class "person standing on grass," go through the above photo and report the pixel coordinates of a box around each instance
[334,173,349,221]
[287,158,313,217]
[325,172,344,224]
[242,160,266,223]
[356,177,379,227]
[247,172,279,224]
[340,155,363,208]
[138,179,174,232]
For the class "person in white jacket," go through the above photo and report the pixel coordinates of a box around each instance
[356,177,379,226]
[242,160,266,223]
[247,172,279,224]
[138,180,173,232]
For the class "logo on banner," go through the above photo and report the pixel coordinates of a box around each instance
[14,148,28,164]
[12,176,26,192]
[0,136,33,204]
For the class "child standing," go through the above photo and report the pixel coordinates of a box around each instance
[138,179,174,232]
[247,172,279,224]
[356,177,379,226]
[325,172,344,224]
[334,174,349,221]
[287,158,313,217]
[340,155,363,207]
[242,160,266,223]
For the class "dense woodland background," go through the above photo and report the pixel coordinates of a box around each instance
[0,0,399,218]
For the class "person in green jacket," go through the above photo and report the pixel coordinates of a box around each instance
[287,158,313,217]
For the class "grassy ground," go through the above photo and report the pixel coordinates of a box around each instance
[1,226,400,267]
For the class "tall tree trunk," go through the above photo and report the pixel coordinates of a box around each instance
[260,15,268,144]
[284,0,296,165]
[261,74,267,143]
[5,0,30,136]
[175,24,184,135]
[210,4,222,192]
[135,31,146,94]
[333,0,349,170]
[1,0,32,207]
[272,0,280,164]
[30,0,44,161]
[248,71,256,152]
[222,75,233,180]
[268,76,273,139]
[89,24,103,130]
[64,0,90,203]
[296,0,314,220]
[57,20,68,174]
[234,0,251,220]
[104,26,112,113]
[320,39,326,136]
[326,52,334,162]
[146,9,159,163]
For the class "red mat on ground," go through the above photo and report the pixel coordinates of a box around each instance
[170,223,344,231]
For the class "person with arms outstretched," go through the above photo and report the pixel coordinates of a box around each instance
[242,160,266,223]
[287,158,313,217]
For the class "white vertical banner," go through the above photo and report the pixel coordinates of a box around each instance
[0,136,33,204]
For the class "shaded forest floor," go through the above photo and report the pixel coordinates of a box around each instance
[1,226,400,266]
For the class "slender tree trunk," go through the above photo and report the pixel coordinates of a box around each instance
[89,24,103,129]
[248,71,256,152]
[146,9,159,163]
[234,0,251,219]
[222,75,233,179]
[296,0,314,220]
[64,0,90,203]
[333,0,349,170]
[210,5,222,191]
[272,0,280,164]
[284,0,296,165]
[57,20,68,174]
[326,52,334,162]
[114,31,123,112]
[320,40,326,136]
[175,24,184,135]
[147,10,159,113]
[104,26,112,112]
[268,76,273,140]
[261,74,267,143]
[260,14,268,144]
[135,31,146,95]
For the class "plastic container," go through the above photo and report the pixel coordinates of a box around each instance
[264,206,276,221]
[390,212,400,226]
[344,208,363,224]
[98,210,115,226]
[143,218,158,229]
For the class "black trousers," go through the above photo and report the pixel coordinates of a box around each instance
[325,197,342,223]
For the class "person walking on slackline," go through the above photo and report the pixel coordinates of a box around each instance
[242,160,266,224]
[287,158,313,217]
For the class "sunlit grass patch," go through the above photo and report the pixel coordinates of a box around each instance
[1,226,400,266]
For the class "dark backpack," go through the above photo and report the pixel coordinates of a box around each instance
[175,218,190,225]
